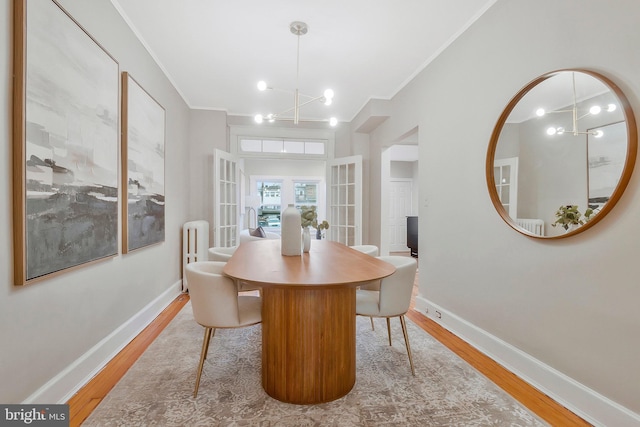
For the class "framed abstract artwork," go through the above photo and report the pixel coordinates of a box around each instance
[121,72,166,253]
[13,0,120,285]
[587,121,627,211]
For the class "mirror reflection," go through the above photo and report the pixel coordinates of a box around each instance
[488,70,636,238]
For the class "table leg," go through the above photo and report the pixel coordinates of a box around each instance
[261,286,356,404]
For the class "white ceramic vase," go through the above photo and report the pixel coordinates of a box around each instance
[281,204,302,256]
[302,227,311,252]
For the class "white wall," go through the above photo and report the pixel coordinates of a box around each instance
[0,0,191,403]
[188,110,228,220]
[358,0,640,423]
[188,109,228,243]
[390,160,413,179]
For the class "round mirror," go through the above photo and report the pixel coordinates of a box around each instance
[486,69,637,238]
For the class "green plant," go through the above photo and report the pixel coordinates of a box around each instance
[551,205,594,230]
[300,205,317,228]
[300,205,329,237]
[315,220,329,231]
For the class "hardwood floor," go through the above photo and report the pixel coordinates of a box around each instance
[67,273,591,426]
[67,293,189,427]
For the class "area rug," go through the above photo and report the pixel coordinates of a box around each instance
[83,303,547,426]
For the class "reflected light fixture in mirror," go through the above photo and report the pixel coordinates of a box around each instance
[486,69,637,239]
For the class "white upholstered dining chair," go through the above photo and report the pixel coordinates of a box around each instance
[350,245,381,329]
[207,246,237,261]
[207,246,261,293]
[185,261,262,397]
[350,244,381,290]
[356,255,418,376]
[350,244,379,257]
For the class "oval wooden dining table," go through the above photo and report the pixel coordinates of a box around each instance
[223,239,395,405]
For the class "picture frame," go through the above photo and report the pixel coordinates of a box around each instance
[121,72,166,253]
[13,0,120,285]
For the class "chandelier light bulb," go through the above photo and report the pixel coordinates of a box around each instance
[254,22,335,126]
[593,130,604,138]
[607,103,617,112]
[536,108,545,117]
[589,105,602,115]
[546,127,557,136]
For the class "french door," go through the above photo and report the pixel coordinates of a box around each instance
[493,157,518,218]
[327,156,362,246]
[214,150,362,247]
[213,149,239,247]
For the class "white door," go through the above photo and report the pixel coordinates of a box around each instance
[493,157,518,218]
[327,155,362,246]
[214,149,239,247]
[389,180,413,252]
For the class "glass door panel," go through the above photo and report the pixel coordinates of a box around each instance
[327,156,362,245]
[494,157,518,218]
[214,149,239,247]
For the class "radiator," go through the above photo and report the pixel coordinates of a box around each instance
[515,218,544,236]
[182,220,209,292]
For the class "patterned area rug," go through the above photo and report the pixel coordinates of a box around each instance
[84,302,547,426]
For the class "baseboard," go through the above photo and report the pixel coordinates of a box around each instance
[415,296,640,427]
[23,280,183,404]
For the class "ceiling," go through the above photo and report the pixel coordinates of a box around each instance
[111,0,495,124]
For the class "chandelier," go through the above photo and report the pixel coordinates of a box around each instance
[536,72,616,138]
[254,21,337,127]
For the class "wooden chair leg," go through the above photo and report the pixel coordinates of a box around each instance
[399,315,415,376]
[370,316,375,330]
[386,317,392,346]
[194,327,213,398]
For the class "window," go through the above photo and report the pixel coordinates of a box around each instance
[239,137,326,156]
[256,181,282,229]
[251,176,326,232]
[294,181,318,212]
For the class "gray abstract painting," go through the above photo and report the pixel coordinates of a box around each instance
[123,73,165,252]
[22,0,119,281]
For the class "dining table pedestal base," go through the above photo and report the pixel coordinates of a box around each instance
[261,285,356,404]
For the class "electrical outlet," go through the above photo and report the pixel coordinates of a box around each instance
[435,310,442,319]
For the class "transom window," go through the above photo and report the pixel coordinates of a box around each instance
[240,138,326,156]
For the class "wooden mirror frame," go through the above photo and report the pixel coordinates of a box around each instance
[486,69,638,239]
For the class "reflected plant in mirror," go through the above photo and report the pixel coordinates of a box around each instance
[551,204,593,232]
[486,69,637,239]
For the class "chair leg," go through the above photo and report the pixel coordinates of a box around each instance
[203,328,216,360]
[399,315,415,376]
[194,327,213,398]
[386,317,392,346]
[370,316,375,330]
